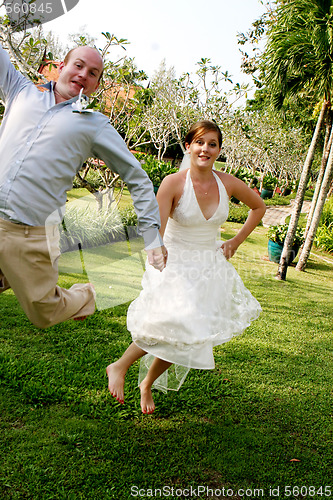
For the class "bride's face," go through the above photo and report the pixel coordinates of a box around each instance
[186,131,221,169]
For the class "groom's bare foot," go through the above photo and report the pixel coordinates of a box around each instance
[139,381,155,414]
[106,363,125,404]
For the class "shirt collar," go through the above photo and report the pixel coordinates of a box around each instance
[38,81,89,105]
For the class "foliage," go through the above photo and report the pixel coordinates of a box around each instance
[314,223,333,253]
[60,205,125,252]
[262,0,333,107]
[0,22,54,82]
[267,223,305,246]
[73,167,101,190]
[237,3,271,86]
[320,196,333,227]
[119,205,138,229]
[314,196,333,253]
[264,194,293,206]
[232,166,255,184]
[139,58,249,159]
[135,153,178,187]
[227,202,250,223]
[60,202,142,252]
[221,108,309,186]
[262,173,277,191]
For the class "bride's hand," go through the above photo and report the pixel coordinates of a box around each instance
[221,238,239,260]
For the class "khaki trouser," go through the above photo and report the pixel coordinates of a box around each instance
[0,217,95,328]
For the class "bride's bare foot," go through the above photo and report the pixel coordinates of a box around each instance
[139,381,155,414]
[106,362,125,404]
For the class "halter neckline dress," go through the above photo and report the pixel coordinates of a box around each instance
[127,169,261,391]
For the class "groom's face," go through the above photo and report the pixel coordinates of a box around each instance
[56,46,103,101]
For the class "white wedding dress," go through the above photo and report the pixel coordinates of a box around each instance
[127,169,261,391]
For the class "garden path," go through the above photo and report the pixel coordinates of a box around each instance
[262,200,312,228]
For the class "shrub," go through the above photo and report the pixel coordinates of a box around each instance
[60,205,124,252]
[73,168,101,190]
[119,205,138,228]
[314,197,333,253]
[233,167,254,184]
[227,203,250,223]
[135,153,178,187]
[262,173,277,191]
[314,223,333,253]
[320,196,333,227]
[264,194,293,206]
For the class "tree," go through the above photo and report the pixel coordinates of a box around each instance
[221,107,308,186]
[140,58,249,160]
[261,0,333,279]
[98,54,149,146]
[0,18,51,81]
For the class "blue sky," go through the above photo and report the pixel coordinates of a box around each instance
[46,0,266,88]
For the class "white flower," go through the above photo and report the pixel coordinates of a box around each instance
[72,88,94,113]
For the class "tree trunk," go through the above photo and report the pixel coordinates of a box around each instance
[328,182,333,197]
[276,100,328,280]
[296,141,333,271]
[303,110,332,241]
[93,191,104,212]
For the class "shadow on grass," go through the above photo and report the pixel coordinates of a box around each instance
[302,259,332,272]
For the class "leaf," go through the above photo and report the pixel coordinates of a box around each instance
[290,458,300,462]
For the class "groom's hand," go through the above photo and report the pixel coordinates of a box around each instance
[146,246,167,271]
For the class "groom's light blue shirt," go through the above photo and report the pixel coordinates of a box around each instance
[0,44,162,249]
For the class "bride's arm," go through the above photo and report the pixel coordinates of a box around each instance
[156,173,179,238]
[219,173,266,259]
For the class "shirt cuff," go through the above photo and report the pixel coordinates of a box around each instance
[142,227,163,250]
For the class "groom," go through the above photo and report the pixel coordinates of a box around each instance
[0,43,165,328]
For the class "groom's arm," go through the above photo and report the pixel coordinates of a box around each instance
[0,42,29,104]
[92,121,166,271]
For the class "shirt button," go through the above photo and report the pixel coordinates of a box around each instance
[16,160,20,164]
[26,141,30,146]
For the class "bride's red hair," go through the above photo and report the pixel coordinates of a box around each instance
[185,120,222,148]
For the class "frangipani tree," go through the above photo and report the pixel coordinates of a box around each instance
[221,108,308,187]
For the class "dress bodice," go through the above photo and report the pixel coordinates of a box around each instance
[164,169,229,248]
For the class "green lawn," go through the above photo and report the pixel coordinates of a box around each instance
[0,223,332,500]
[67,186,133,210]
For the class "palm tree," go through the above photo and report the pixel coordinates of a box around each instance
[296,147,333,270]
[262,0,333,279]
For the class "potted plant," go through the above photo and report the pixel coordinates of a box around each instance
[261,174,277,199]
[267,223,305,264]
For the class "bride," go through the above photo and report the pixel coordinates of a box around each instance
[106,120,266,414]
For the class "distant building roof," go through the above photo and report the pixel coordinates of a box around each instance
[38,60,60,81]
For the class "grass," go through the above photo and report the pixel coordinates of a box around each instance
[0,222,332,500]
[67,187,133,210]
